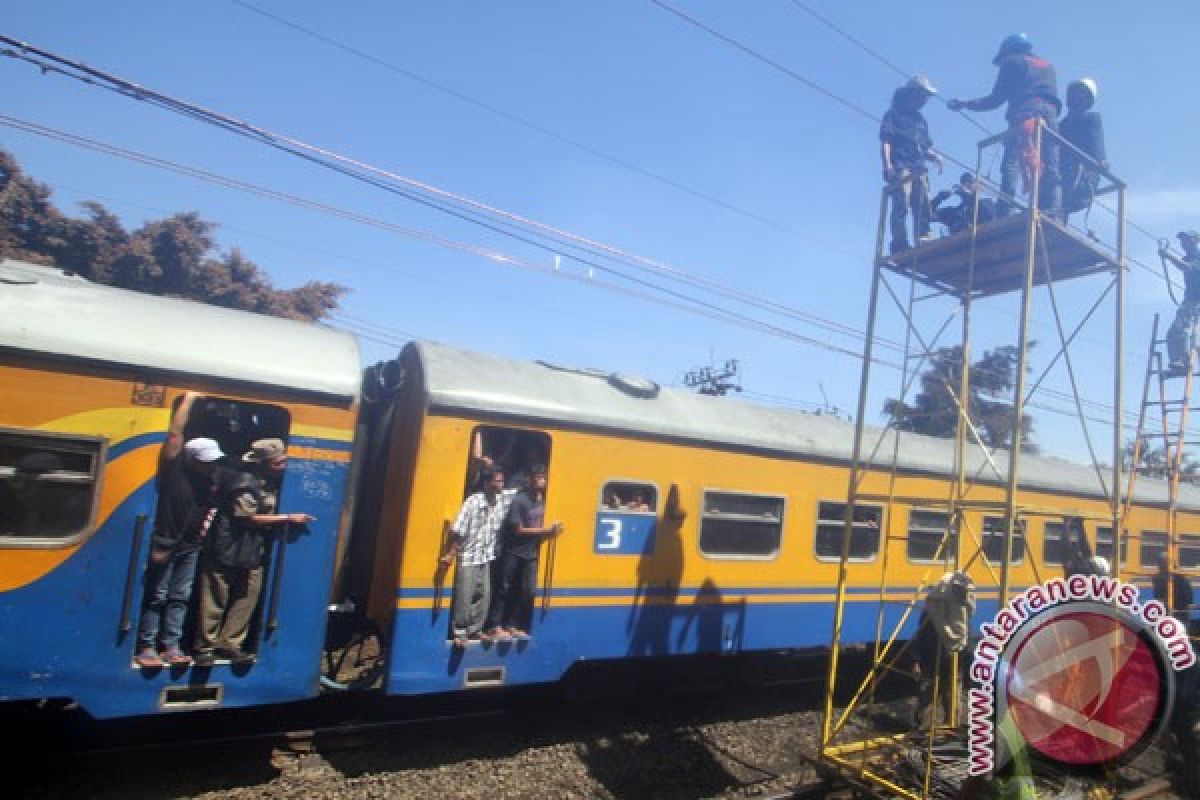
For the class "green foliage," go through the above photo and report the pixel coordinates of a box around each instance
[0,150,346,321]
[1122,439,1200,485]
[883,344,1038,453]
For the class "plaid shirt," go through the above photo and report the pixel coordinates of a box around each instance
[452,489,514,566]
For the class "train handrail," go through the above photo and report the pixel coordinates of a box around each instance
[118,513,148,634]
[266,526,288,633]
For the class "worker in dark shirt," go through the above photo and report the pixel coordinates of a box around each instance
[948,33,1062,217]
[880,74,943,254]
[932,172,996,235]
[1154,554,1194,627]
[485,463,563,639]
[1162,231,1200,375]
[1059,78,1107,221]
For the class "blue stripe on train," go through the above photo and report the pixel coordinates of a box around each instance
[0,457,348,719]
[385,583,1187,695]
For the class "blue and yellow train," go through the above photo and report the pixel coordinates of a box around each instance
[1,258,1196,719]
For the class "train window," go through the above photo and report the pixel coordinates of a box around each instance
[981,516,1025,564]
[594,481,659,555]
[468,426,551,495]
[700,491,784,559]
[1042,521,1066,566]
[600,482,658,513]
[0,430,102,545]
[816,501,882,562]
[1095,526,1128,566]
[907,510,955,563]
[1179,535,1200,571]
[1140,531,1168,569]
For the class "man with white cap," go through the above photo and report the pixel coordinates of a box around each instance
[135,392,221,668]
[1059,77,1107,221]
[193,437,313,666]
[879,74,943,254]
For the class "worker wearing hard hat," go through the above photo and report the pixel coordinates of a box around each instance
[1162,231,1200,376]
[1059,78,1107,221]
[879,74,944,254]
[948,33,1062,217]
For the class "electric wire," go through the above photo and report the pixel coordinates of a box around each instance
[0,35,1177,439]
[231,0,797,236]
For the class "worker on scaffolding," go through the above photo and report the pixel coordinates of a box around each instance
[1059,78,1107,224]
[948,33,1062,218]
[880,74,943,254]
[932,171,997,235]
[908,571,974,728]
[1161,231,1200,376]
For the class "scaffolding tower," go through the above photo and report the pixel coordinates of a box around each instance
[819,124,1127,798]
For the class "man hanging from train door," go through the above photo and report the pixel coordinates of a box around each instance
[485,464,564,641]
[193,438,313,667]
[948,33,1062,217]
[441,465,511,648]
[135,392,218,669]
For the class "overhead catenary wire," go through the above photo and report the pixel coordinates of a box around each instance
[231,0,803,238]
[0,34,897,354]
[0,34,1181,441]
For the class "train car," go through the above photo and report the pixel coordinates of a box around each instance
[4,259,1199,719]
[354,340,1200,697]
[0,260,359,718]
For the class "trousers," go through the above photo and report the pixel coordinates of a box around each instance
[136,547,200,651]
[486,553,538,632]
[194,561,264,654]
[1168,302,1200,366]
[451,561,492,637]
[888,169,930,251]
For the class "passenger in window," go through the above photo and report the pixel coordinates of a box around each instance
[0,452,66,536]
[604,490,624,510]
[626,490,651,513]
[135,393,221,668]
[193,438,313,667]
[442,466,512,648]
[486,464,563,640]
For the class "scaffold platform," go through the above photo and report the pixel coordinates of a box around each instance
[878,212,1119,299]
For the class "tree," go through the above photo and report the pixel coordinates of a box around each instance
[1121,439,1200,485]
[0,149,346,321]
[883,344,1038,453]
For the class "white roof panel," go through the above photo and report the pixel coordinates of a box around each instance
[412,340,1200,511]
[0,259,360,401]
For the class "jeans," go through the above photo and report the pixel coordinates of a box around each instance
[999,103,1060,216]
[136,547,200,651]
[451,561,492,637]
[1168,302,1200,366]
[486,553,538,631]
[888,169,930,251]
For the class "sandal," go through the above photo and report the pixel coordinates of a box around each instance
[162,648,193,666]
[134,648,163,668]
[509,629,530,639]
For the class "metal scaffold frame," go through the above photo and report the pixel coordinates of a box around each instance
[819,123,1128,798]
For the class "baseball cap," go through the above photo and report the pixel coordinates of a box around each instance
[184,437,225,463]
[243,438,286,463]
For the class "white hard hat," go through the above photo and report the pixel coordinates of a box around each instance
[1068,77,1098,103]
[184,437,225,463]
[1089,555,1111,576]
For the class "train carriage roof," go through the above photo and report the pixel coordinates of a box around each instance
[1,259,360,401]
[411,340,1200,511]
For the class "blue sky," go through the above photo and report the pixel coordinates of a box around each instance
[6,1,1200,464]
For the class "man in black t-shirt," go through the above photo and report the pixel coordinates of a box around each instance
[485,464,563,639]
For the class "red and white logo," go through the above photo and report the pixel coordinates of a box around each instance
[1005,609,1164,765]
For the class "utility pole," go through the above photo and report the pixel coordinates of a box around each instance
[684,357,742,396]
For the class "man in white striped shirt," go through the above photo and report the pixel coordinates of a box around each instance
[445,466,512,647]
